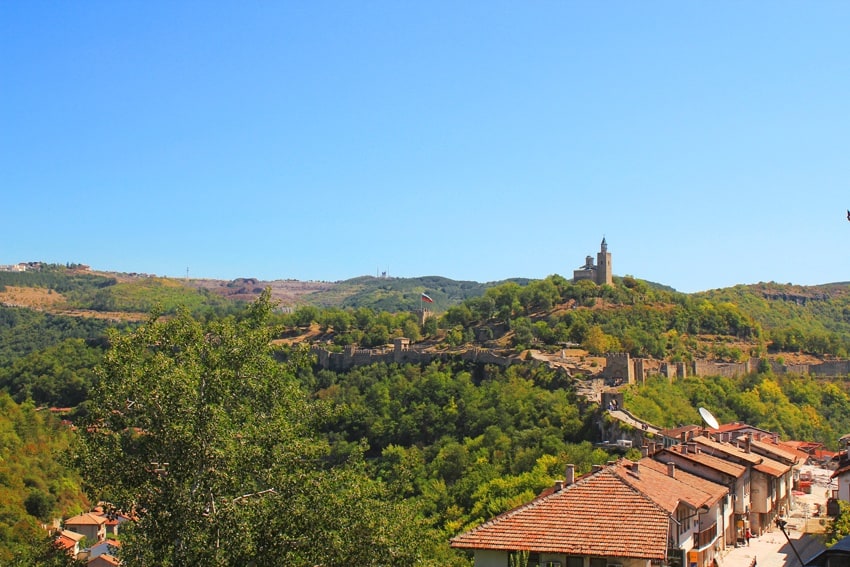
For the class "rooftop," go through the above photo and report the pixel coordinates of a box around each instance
[451,467,669,559]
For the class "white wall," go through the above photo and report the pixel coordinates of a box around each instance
[474,549,507,567]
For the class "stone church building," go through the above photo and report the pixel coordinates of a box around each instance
[573,237,613,285]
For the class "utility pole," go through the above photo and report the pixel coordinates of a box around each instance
[774,518,804,566]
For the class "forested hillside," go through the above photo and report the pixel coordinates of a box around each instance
[5,264,850,563]
[0,394,87,564]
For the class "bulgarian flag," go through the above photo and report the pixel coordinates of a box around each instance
[421,293,434,303]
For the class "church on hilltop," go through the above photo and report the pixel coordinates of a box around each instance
[572,237,613,285]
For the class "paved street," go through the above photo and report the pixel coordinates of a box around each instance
[717,464,833,567]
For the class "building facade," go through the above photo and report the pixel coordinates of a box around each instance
[573,237,613,286]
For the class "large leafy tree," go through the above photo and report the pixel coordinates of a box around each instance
[76,291,441,566]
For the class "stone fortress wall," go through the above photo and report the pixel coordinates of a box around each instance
[312,338,519,373]
[312,339,850,381]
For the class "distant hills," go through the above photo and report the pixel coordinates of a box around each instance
[5,263,850,364]
[0,264,525,315]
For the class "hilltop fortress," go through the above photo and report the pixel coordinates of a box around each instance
[573,237,612,286]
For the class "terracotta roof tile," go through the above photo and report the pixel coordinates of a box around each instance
[662,446,747,478]
[610,459,706,512]
[639,460,717,498]
[451,468,669,559]
[832,464,850,478]
[65,512,107,526]
[745,437,805,464]
[89,554,121,566]
[692,435,790,477]
[692,436,763,466]
[59,529,85,542]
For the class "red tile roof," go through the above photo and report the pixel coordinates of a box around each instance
[451,468,670,560]
[616,457,729,513]
[662,446,747,478]
[65,512,107,526]
[713,423,750,434]
[56,532,82,550]
[692,436,763,466]
[692,435,790,477]
[88,554,121,566]
[610,459,711,513]
[641,459,729,508]
[746,437,806,464]
[59,529,85,543]
[832,464,850,479]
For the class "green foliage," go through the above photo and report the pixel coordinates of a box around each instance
[0,306,115,368]
[73,277,242,318]
[509,549,530,567]
[282,305,430,348]
[310,360,607,534]
[826,500,850,546]
[76,292,445,565]
[0,268,116,297]
[625,373,850,449]
[0,393,88,563]
[0,338,104,407]
[305,275,520,312]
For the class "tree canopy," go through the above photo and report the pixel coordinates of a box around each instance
[75,291,448,566]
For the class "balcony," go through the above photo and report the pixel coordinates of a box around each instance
[696,522,718,549]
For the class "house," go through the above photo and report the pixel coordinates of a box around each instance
[783,440,836,466]
[610,459,729,567]
[93,509,130,537]
[451,464,672,567]
[689,434,790,535]
[735,433,804,516]
[87,539,121,560]
[64,512,107,543]
[831,444,850,504]
[87,553,121,566]
[654,443,750,547]
[56,529,85,558]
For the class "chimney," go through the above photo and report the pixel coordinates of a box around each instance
[592,464,603,473]
[554,480,564,492]
[631,462,640,475]
[746,433,753,453]
[565,464,575,486]
[682,443,688,455]
[667,462,676,478]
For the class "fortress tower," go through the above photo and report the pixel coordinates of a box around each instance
[597,237,612,285]
[573,237,613,285]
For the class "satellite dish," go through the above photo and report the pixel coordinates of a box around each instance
[698,407,720,430]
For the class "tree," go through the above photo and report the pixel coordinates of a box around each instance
[826,500,850,546]
[76,291,440,566]
[24,490,55,522]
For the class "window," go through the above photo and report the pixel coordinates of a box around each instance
[566,557,583,567]
[676,507,692,535]
[590,558,607,567]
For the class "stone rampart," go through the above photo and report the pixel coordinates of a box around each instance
[810,360,850,376]
[311,343,520,373]
[692,359,757,378]
[313,343,850,379]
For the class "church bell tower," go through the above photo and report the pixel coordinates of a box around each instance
[596,237,612,285]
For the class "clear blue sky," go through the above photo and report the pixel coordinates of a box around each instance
[2,2,849,293]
